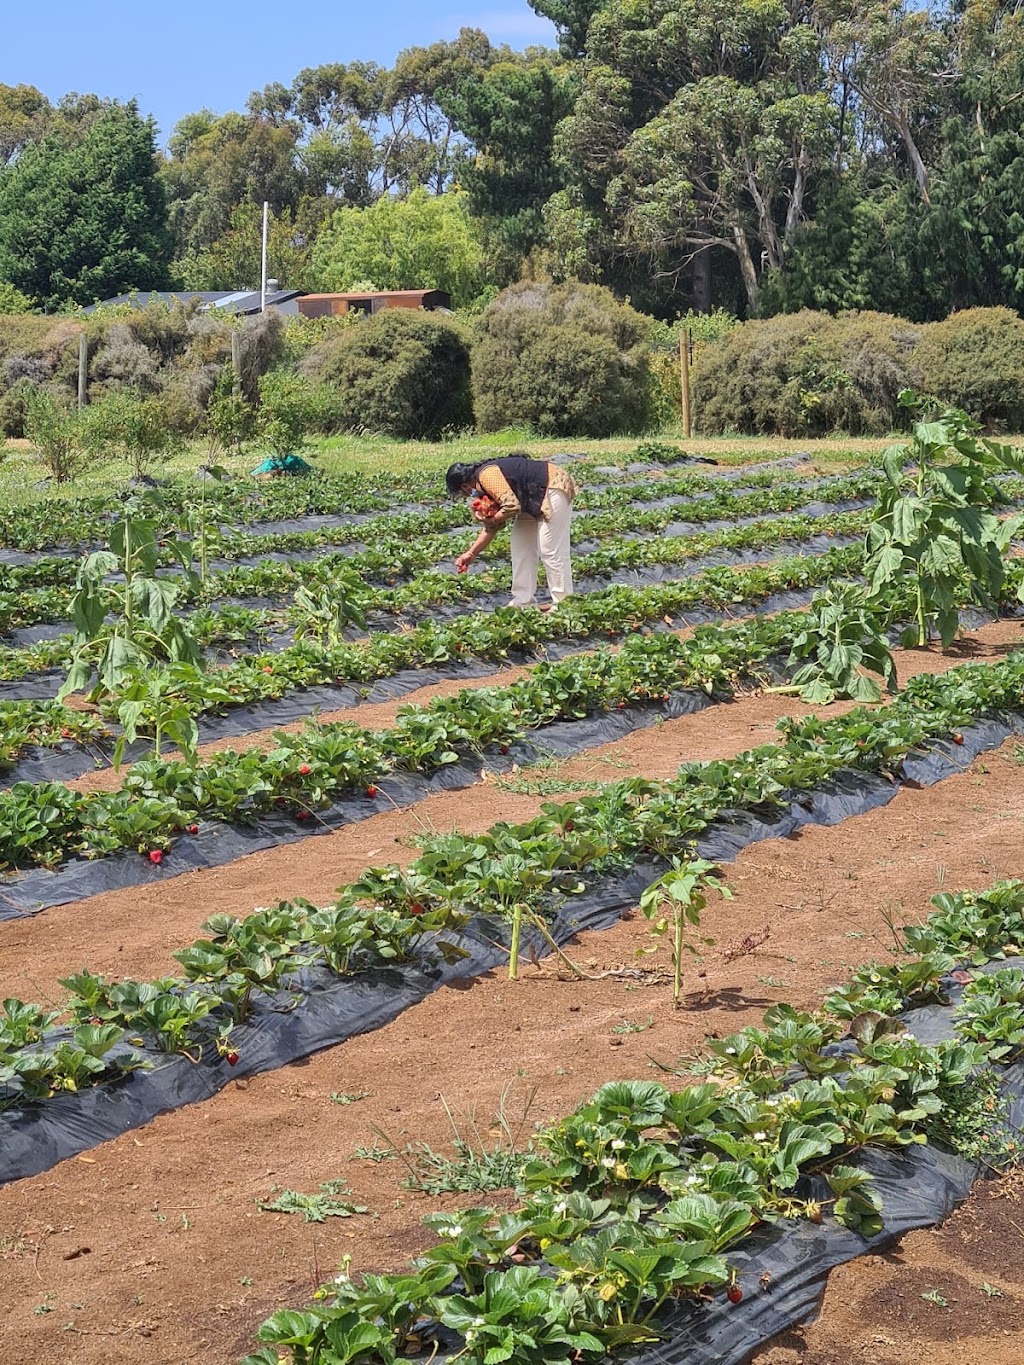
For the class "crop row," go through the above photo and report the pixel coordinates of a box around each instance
[0,449,795,553]
[5,532,1023,785]
[242,876,1024,1365]
[1,611,1020,893]
[0,471,879,604]
[2,654,1021,1097]
[0,540,861,776]
[0,510,869,719]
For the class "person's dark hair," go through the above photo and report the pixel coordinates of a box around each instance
[445,461,481,498]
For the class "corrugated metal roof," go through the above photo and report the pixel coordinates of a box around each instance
[83,289,304,315]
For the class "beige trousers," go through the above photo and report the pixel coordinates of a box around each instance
[509,489,574,607]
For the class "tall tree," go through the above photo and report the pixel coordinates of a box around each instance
[308,187,486,304]
[547,0,835,312]
[0,101,172,309]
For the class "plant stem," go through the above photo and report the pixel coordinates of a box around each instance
[915,580,928,648]
[673,906,684,1009]
[508,903,523,980]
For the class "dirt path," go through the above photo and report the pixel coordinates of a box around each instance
[2,726,1024,1364]
[3,621,1020,1006]
[753,1176,1024,1365]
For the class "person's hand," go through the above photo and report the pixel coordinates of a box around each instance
[454,552,472,574]
[473,509,502,527]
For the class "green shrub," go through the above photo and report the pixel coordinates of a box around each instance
[82,388,179,479]
[913,307,1024,432]
[472,282,654,437]
[305,310,472,439]
[23,386,91,483]
[257,370,342,454]
[693,310,922,436]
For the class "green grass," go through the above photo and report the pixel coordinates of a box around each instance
[0,426,892,506]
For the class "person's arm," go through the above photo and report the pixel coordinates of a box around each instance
[455,524,499,571]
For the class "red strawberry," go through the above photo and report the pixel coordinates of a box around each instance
[296,811,311,821]
[409,902,425,917]
[299,764,311,775]
[727,1286,743,1305]
[263,665,273,674]
[366,784,378,798]
[952,732,964,745]
[500,745,509,754]
[616,700,626,709]
[456,563,468,575]
[188,824,199,835]
[226,1050,240,1066]
[148,849,163,865]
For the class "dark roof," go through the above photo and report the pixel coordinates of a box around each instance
[83,290,303,316]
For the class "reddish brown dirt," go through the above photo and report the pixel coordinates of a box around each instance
[4,619,1020,1006]
[2,722,1024,1362]
[753,1176,1024,1365]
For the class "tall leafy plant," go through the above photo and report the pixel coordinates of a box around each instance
[866,397,1024,646]
[58,492,202,702]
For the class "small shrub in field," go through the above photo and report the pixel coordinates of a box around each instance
[257,370,341,454]
[306,310,472,439]
[23,386,90,483]
[472,281,654,437]
[913,307,1024,432]
[82,388,177,480]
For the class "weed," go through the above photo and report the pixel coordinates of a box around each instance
[612,1017,654,1034]
[380,1082,537,1196]
[981,1282,1003,1297]
[920,1289,949,1308]
[351,1141,397,1163]
[258,1180,369,1223]
[330,1090,373,1106]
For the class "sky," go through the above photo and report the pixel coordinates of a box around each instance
[2,0,557,145]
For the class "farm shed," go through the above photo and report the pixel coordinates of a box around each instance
[297,288,452,318]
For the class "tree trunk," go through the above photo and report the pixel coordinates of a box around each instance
[692,238,713,313]
[732,225,760,310]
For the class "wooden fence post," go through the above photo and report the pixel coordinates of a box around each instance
[679,327,692,439]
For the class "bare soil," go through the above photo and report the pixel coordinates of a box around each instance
[1,689,1024,1361]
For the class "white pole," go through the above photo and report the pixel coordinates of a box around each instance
[260,200,269,312]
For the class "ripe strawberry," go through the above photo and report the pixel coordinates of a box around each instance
[296,810,311,821]
[952,732,964,745]
[500,744,510,754]
[148,849,163,865]
[366,784,379,798]
[456,563,468,575]
[727,1285,743,1305]
[409,902,425,917]
[616,700,626,709]
[225,1050,240,1066]
[263,665,274,674]
[188,824,199,835]
[299,763,311,775]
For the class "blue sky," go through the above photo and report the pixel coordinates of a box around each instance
[3,1,556,145]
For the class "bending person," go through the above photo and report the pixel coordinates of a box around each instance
[446,454,578,608]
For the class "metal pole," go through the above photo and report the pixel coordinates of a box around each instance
[77,331,88,410]
[260,200,269,312]
[679,326,692,440]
